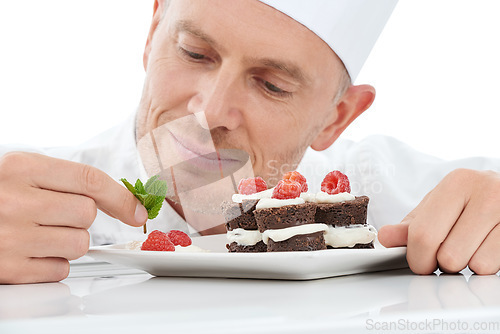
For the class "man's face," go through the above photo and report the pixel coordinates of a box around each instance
[136,0,344,200]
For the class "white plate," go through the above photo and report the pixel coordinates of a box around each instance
[87,234,408,280]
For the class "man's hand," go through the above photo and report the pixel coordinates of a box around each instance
[378,168,500,275]
[0,152,148,284]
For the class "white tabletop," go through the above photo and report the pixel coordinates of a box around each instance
[0,260,499,334]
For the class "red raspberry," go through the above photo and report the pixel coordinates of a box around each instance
[141,230,175,251]
[237,177,268,195]
[321,170,351,195]
[272,179,301,199]
[283,171,308,192]
[167,230,192,247]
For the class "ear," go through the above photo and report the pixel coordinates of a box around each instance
[143,0,166,71]
[310,84,376,151]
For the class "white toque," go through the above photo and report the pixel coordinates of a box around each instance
[258,0,398,81]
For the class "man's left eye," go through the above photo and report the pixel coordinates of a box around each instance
[179,47,206,60]
[265,81,283,93]
[264,81,291,97]
[185,50,205,60]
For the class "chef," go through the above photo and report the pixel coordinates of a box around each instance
[0,0,498,284]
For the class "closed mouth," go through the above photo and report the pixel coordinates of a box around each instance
[168,129,249,175]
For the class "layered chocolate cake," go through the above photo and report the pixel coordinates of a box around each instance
[315,195,369,227]
[222,171,377,252]
[222,199,266,252]
[221,177,272,252]
[303,193,375,249]
[254,200,324,252]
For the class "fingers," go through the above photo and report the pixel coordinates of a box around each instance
[437,195,500,273]
[378,222,409,248]
[0,224,90,261]
[468,223,500,275]
[28,226,90,260]
[404,169,500,275]
[378,190,433,248]
[24,258,70,284]
[26,188,97,229]
[0,152,147,284]
[16,152,147,227]
[0,257,69,284]
[405,170,474,274]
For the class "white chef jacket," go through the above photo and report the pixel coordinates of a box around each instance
[1,111,499,246]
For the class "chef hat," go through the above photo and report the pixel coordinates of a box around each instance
[258,0,398,81]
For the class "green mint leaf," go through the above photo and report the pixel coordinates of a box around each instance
[134,179,146,195]
[134,193,148,206]
[121,175,167,222]
[144,175,168,197]
[147,198,164,219]
[120,178,137,195]
[144,174,159,190]
[143,194,162,210]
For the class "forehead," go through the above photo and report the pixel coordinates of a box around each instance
[163,0,341,85]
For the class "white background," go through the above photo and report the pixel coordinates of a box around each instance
[0,0,499,160]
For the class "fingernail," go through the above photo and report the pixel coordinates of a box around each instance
[135,203,148,225]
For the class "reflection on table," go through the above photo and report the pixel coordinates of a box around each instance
[1,266,498,328]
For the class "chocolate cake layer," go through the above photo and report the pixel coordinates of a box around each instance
[315,196,369,227]
[267,231,327,252]
[254,202,316,232]
[227,241,267,253]
[222,199,259,231]
[327,241,374,249]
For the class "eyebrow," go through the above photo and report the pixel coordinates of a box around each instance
[251,57,309,84]
[175,20,224,52]
[174,20,309,85]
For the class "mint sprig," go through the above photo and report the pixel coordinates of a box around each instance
[120,175,168,233]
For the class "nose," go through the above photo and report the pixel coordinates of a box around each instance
[187,66,244,131]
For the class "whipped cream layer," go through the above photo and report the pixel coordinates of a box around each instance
[261,223,376,247]
[323,224,377,248]
[235,190,354,208]
[261,223,328,244]
[226,228,263,246]
[232,188,274,203]
[301,191,355,203]
[256,197,305,209]
[228,223,377,248]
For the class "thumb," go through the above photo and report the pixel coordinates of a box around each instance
[378,221,409,247]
